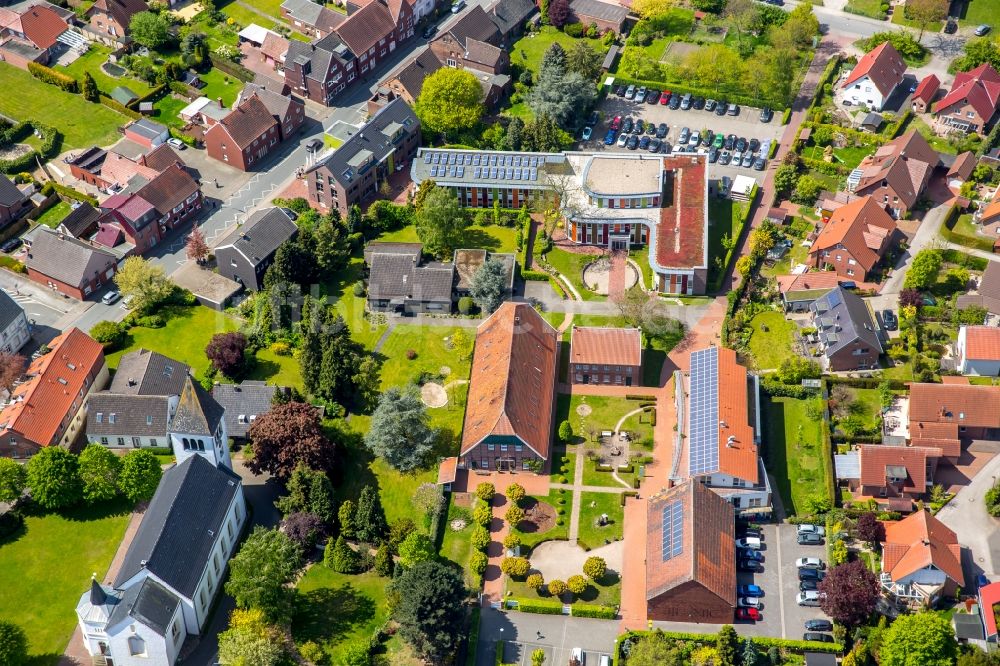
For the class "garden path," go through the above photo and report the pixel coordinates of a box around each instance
[607,251,627,302]
[529,539,623,582]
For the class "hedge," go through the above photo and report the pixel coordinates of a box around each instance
[127,83,168,110]
[616,630,843,656]
[941,204,995,253]
[520,269,548,281]
[508,598,563,614]
[619,490,638,506]
[208,54,254,83]
[27,61,79,93]
[576,538,592,551]
[571,604,616,619]
[760,378,820,399]
[939,248,988,270]
[99,94,142,120]
[825,376,908,390]
[809,56,843,110]
[0,122,62,174]
[885,109,913,139]
[626,393,657,401]
[52,182,98,207]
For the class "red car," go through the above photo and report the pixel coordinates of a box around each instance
[659,91,672,105]
[737,608,761,621]
[610,115,622,130]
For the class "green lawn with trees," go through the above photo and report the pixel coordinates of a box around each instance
[33,202,71,229]
[763,395,829,516]
[511,26,610,76]
[55,44,155,97]
[747,311,799,370]
[577,491,625,547]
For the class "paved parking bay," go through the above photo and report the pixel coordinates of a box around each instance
[476,609,618,666]
[582,92,786,184]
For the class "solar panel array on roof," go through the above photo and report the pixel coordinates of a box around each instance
[689,346,720,477]
[661,500,683,562]
[419,151,547,183]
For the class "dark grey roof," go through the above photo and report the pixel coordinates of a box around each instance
[127,118,168,141]
[57,202,101,238]
[0,38,44,60]
[442,4,500,47]
[216,207,298,267]
[0,174,26,207]
[363,241,422,265]
[110,349,190,396]
[87,393,171,438]
[368,253,454,302]
[568,0,629,23]
[0,290,25,332]
[114,455,241,598]
[24,228,117,288]
[953,612,986,640]
[804,654,838,666]
[109,577,180,636]
[384,47,442,99]
[212,381,281,439]
[171,376,226,436]
[810,286,882,358]
[957,261,1000,315]
[306,98,419,186]
[489,0,535,35]
[285,32,351,86]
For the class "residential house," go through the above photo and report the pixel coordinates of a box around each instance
[683,346,769,514]
[305,97,420,216]
[25,228,118,300]
[855,443,943,501]
[452,248,515,299]
[977,581,1000,645]
[569,326,641,386]
[429,6,507,74]
[645,479,736,623]
[912,73,939,113]
[488,0,536,42]
[366,246,455,314]
[280,0,345,38]
[214,207,298,291]
[374,46,510,112]
[974,186,1000,244]
[776,272,843,312]
[412,150,711,295]
[123,118,170,149]
[0,0,80,67]
[282,0,414,106]
[234,84,305,141]
[933,63,1000,135]
[86,0,147,40]
[908,382,1000,459]
[212,380,283,441]
[808,195,898,280]
[568,0,629,34]
[846,130,939,218]
[0,174,31,229]
[954,613,988,652]
[810,286,883,371]
[66,143,185,193]
[880,510,964,607]
[459,302,558,472]
[946,151,977,191]
[956,325,1000,375]
[0,327,107,459]
[75,455,246,666]
[204,95,281,171]
[0,289,30,354]
[55,202,101,239]
[956,259,1000,314]
[840,41,906,111]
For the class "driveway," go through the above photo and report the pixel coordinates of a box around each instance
[937,451,1000,584]
[476,608,620,666]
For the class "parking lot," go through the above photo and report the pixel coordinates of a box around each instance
[735,524,833,640]
[582,89,786,184]
[476,610,619,666]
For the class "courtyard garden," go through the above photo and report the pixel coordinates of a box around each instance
[55,44,156,98]
[33,201,72,229]
[577,491,624,548]
[708,195,753,293]
[747,310,799,371]
[376,222,519,255]
[510,26,611,78]
[763,394,830,516]
[540,247,604,301]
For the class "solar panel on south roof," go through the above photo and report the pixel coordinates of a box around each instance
[449,153,457,165]
[688,346,720,477]
[490,155,498,166]
[514,168,522,179]
[429,165,437,177]
[490,167,498,179]
[514,156,521,167]
[458,166,465,177]
[661,500,683,561]
[434,153,441,164]
[497,169,505,180]
[473,155,481,166]
[474,167,481,178]
[505,168,512,179]
[424,154,432,163]
[521,170,529,181]
[529,168,537,180]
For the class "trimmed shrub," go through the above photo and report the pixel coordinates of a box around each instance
[470,550,488,575]
[571,604,616,619]
[90,320,127,350]
[476,482,495,501]
[27,62,79,92]
[583,556,607,580]
[526,573,544,590]
[512,598,562,614]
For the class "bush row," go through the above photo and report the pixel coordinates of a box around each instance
[520,269,548,281]
[941,204,995,253]
[27,61,78,92]
[0,122,62,174]
[99,94,142,120]
[800,155,851,176]
[824,375,908,390]
[570,604,616,619]
[809,56,843,110]
[508,598,563,614]
[618,630,842,655]
[208,54,254,83]
[52,182,98,207]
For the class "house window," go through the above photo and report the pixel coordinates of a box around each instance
[96,413,103,423]
[487,443,495,451]
[128,637,147,657]
[101,437,109,445]
[500,444,508,451]
[522,460,531,470]
[481,458,489,469]
[171,620,181,643]
[515,444,523,452]
[117,437,125,446]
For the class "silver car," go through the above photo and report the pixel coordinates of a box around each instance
[741,152,754,168]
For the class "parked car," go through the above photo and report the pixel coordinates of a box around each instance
[617,133,628,148]
[709,148,719,163]
[738,597,762,609]
[626,135,639,150]
[689,134,701,147]
[715,100,728,116]
[805,619,833,632]
[975,24,992,36]
[635,119,646,134]
[678,127,691,143]
[713,134,725,149]
[680,93,692,110]
[646,90,660,104]
[571,647,584,665]
[669,94,682,109]
[799,533,824,545]
[637,85,647,99]
[656,123,669,139]
[647,122,657,135]
[693,96,705,109]
[622,118,634,133]
[736,607,761,621]
[798,524,826,536]
[659,91,671,105]
[738,548,763,562]
[719,150,732,165]
[732,150,743,165]
[798,568,826,582]
[639,136,651,150]
[738,584,763,597]
[615,85,626,97]
[728,103,740,115]
[625,85,636,99]
[754,157,766,171]
[649,139,662,153]
[797,591,823,607]
[883,309,898,330]
[422,25,437,38]
[661,141,672,154]
[741,152,754,168]
[604,130,617,145]
[739,526,763,538]
[451,0,465,12]
[735,137,748,152]
[167,137,186,150]
[581,127,593,140]
[738,559,760,572]
[796,557,825,570]
[749,138,760,153]
[799,579,820,592]
[1,238,22,253]
[760,107,773,122]
[804,633,835,643]
[736,537,762,550]
[610,115,622,130]
[101,290,121,305]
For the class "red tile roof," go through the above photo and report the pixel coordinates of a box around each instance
[859,444,942,493]
[912,74,939,105]
[809,195,897,272]
[461,303,558,460]
[962,325,1000,361]
[99,150,159,188]
[776,271,843,295]
[135,163,200,217]
[715,347,758,483]
[934,63,1000,123]
[979,582,1000,638]
[882,510,964,587]
[908,382,1000,456]
[90,0,148,30]
[570,327,642,368]
[655,155,707,270]
[853,130,937,210]
[105,192,155,223]
[645,480,736,608]
[982,187,1000,225]
[437,456,458,484]
[0,328,104,449]
[336,0,396,57]
[19,3,68,49]
[948,151,977,180]
[216,95,279,149]
[842,41,906,97]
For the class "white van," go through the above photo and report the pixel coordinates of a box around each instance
[599,656,611,666]
[797,591,822,607]
[736,537,762,550]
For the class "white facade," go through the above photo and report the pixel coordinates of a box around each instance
[412,0,433,20]
[956,326,1000,376]
[0,307,30,354]
[698,459,772,510]
[170,414,231,469]
[845,75,895,112]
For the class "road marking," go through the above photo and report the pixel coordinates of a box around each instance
[775,527,787,638]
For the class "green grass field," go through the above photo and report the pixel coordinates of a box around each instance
[377,223,519,255]
[516,493,570,550]
[56,44,155,98]
[0,500,132,662]
[747,311,799,371]
[763,395,827,516]
[707,196,749,292]
[0,63,128,149]
[323,258,387,351]
[960,0,1000,24]
[577,492,624,548]
[801,143,871,170]
[832,386,883,433]
[199,67,246,107]
[34,201,71,229]
[554,394,643,445]
[439,497,477,588]
[543,248,604,301]
[151,94,189,128]
[511,27,610,77]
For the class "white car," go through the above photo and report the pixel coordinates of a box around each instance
[571,647,584,665]
[796,557,825,570]
[736,537,762,550]
[798,524,826,536]
[617,133,628,148]
[738,596,762,609]
[797,591,823,607]
[166,137,186,150]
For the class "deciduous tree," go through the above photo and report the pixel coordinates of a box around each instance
[413,482,445,521]
[547,0,570,27]
[0,621,28,666]
[129,11,171,49]
[225,527,303,622]
[26,446,81,509]
[0,458,26,504]
[391,561,467,661]
[469,258,508,314]
[626,630,685,666]
[79,443,121,504]
[566,574,587,595]
[880,612,958,666]
[217,608,288,666]
[631,0,675,18]
[583,556,607,580]
[398,531,436,568]
[818,560,878,626]
[248,402,335,478]
[117,449,161,502]
[903,0,948,41]
[855,511,885,547]
[0,352,24,392]
[904,249,942,290]
[114,257,174,312]
[414,186,468,258]
[364,387,436,472]
[186,227,210,263]
[205,331,247,378]
[281,511,325,550]
[414,68,484,138]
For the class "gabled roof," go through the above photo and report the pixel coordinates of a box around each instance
[367,253,454,302]
[134,164,200,217]
[0,174,27,207]
[440,5,500,48]
[260,31,290,61]
[934,63,1000,122]
[89,0,148,30]
[810,286,883,358]
[212,380,280,439]
[961,325,1000,361]
[138,144,183,173]
[488,0,535,36]
[979,581,1000,638]
[19,3,68,49]
[956,260,1000,314]
[569,0,629,24]
[213,95,278,149]
[570,327,642,368]
[948,151,976,180]
[859,444,942,492]
[171,376,225,436]
[776,271,843,298]
[383,47,442,98]
[87,393,170,437]
[281,0,345,32]
[842,41,906,97]
[882,510,964,587]
[110,348,190,395]
[463,38,503,69]
[98,151,159,189]
[461,303,558,460]
[913,73,939,105]
[810,195,897,272]
[106,577,179,637]
[114,455,242,598]
[237,84,302,121]
[0,327,104,448]
[0,290,24,332]
[24,228,117,288]
[645,480,736,607]
[335,0,395,56]
[909,382,1000,433]
[853,131,937,210]
[363,240,422,264]
[215,206,298,267]
[102,191,155,225]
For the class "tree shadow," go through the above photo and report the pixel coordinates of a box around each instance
[461,228,502,252]
[291,583,377,646]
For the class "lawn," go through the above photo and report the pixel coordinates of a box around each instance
[377,324,472,390]
[292,566,415,664]
[577,492,624,549]
[377,223,519,255]
[515,493,571,551]
[542,248,604,301]
[760,239,810,278]
[200,67,246,108]
[801,143,871,170]
[747,311,798,371]
[233,0,285,19]
[629,248,654,290]
[56,44,155,98]
[959,0,1000,24]
[844,0,885,18]
[511,27,609,77]
[247,346,303,390]
[890,10,943,32]
[0,62,128,149]
[151,94,190,129]
[707,196,749,292]
[831,386,883,433]
[554,394,646,445]
[0,500,132,661]
[439,497,477,587]
[34,201,71,229]
[322,258,387,351]
[911,115,959,155]
[763,395,828,516]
